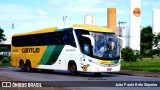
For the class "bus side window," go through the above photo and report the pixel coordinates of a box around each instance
[28,35,33,46]
[42,33,50,45]
[64,31,69,45]
[35,34,42,46]
[64,30,76,47]
[69,31,76,47]
[32,36,37,46]
[54,32,61,45]
[59,31,64,45]
[12,36,19,47]
[46,33,51,45]
[50,33,55,45]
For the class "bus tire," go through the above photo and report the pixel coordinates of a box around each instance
[68,62,78,75]
[93,73,101,76]
[26,60,32,72]
[31,68,37,72]
[19,60,26,72]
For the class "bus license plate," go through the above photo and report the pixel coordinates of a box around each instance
[107,68,112,71]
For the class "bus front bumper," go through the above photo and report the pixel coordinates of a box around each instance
[81,63,121,73]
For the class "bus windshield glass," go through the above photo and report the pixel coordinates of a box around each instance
[90,32,120,60]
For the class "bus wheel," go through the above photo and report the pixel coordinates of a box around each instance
[69,63,78,75]
[26,60,32,72]
[20,60,26,72]
[93,73,101,76]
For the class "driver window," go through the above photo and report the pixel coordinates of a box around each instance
[83,44,90,55]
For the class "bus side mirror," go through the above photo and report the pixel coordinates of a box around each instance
[117,37,123,48]
[82,34,95,46]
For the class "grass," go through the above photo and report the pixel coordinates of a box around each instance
[0,62,11,66]
[0,57,160,72]
[121,57,160,72]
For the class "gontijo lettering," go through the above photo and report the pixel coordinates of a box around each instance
[22,48,40,53]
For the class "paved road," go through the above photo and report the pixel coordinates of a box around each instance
[0,67,160,90]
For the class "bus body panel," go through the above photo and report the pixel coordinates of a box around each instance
[11,24,121,73]
[37,45,82,70]
[11,46,47,68]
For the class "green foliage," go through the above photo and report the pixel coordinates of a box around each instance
[121,47,139,66]
[121,57,160,72]
[0,28,6,42]
[153,49,160,56]
[121,47,133,62]
[7,56,11,61]
[153,32,160,56]
[0,62,10,66]
[0,55,10,64]
[0,55,3,62]
[0,46,8,52]
[153,34,159,47]
[134,50,141,60]
[2,57,10,63]
[140,26,154,56]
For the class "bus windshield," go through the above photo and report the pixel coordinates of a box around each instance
[75,29,120,60]
[91,32,120,60]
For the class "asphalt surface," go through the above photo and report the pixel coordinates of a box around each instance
[0,67,160,90]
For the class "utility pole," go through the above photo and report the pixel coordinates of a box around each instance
[117,21,127,49]
[118,21,126,29]
[11,23,14,35]
[63,16,67,26]
[118,21,126,37]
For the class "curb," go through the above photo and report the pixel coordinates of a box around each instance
[110,70,160,78]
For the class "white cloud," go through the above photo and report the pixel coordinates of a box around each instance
[0,4,39,23]
[0,3,59,34]
[45,0,129,15]
[103,1,117,7]
[143,1,149,6]
[46,0,104,14]
[142,0,160,8]
[0,0,132,34]
[37,8,48,16]
[117,8,129,15]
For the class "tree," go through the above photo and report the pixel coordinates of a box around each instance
[121,47,139,66]
[140,26,154,56]
[0,28,6,42]
[153,32,160,56]
[0,27,6,62]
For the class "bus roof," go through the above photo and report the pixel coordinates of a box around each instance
[13,27,58,36]
[13,24,114,36]
[73,24,114,33]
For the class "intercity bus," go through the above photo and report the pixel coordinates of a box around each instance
[11,24,121,76]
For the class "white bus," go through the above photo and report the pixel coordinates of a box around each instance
[11,24,121,76]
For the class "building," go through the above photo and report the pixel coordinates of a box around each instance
[107,8,116,33]
[84,15,95,25]
[153,9,160,35]
[0,35,11,56]
[129,0,141,50]
[153,9,160,49]
[116,27,130,48]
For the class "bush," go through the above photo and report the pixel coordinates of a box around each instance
[153,49,160,57]
[0,55,3,62]
[121,47,139,66]
[2,57,10,63]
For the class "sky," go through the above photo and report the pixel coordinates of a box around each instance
[0,0,160,35]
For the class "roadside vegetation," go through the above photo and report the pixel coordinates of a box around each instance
[121,26,160,72]
[0,55,11,66]
[121,57,160,72]
[0,27,10,66]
